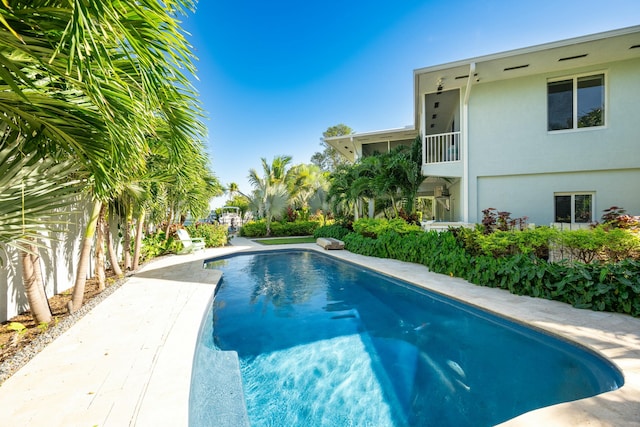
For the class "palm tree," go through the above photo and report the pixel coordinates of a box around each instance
[0,2,213,313]
[249,182,290,236]
[289,164,329,219]
[247,156,295,236]
[249,155,294,188]
[59,2,210,312]
[326,137,426,222]
[0,142,82,323]
[327,163,359,219]
[384,136,425,214]
[225,182,251,200]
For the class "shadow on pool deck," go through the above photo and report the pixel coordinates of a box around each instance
[0,239,638,426]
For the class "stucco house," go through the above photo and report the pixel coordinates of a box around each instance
[325,26,640,227]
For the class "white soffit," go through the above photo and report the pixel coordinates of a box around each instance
[324,127,417,161]
[415,25,640,90]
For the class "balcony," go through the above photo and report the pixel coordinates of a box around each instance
[424,131,461,163]
[422,131,463,178]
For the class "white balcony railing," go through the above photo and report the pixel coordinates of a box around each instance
[424,131,461,164]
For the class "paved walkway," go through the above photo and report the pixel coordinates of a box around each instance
[0,237,638,426]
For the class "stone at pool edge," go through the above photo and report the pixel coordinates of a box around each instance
[316,237,345,250]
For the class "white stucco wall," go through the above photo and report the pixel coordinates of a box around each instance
[0,198,94,322]
[475,169,640,226]
[467,57,640,224]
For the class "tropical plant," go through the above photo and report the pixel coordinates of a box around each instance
[0,142,83,323]
[0,1,217,315]
[247,156,297,236]
[327,163,359,219]
[313,224,351,240]
[186,223,228,247]
[288,163,329,219]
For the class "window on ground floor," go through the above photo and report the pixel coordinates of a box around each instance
[548,73,605,131]
[554,193,594,223]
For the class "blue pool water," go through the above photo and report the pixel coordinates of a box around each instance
[190,250,623,426]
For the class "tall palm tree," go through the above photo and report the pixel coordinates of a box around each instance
[225,182,250,200]
[289,164,328,219]
[0,2,213,313]
[325,137,426,222]
[248,181,290,236]
[327,163,360,220]
[247,156,295,235]
[0,141,82,323]
[384,136,424,214]
[248,155,294,189]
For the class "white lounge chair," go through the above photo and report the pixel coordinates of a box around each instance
[176,229,206,254]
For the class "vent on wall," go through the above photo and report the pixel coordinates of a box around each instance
[558,53,588,61]
[504,64,529,71]
[455,73,477,80]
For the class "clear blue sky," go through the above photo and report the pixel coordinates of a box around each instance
[183,0,640,208]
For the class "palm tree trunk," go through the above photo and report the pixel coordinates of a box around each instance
[95,204,106,291]
[265,201,272,236]
[123,206,132,271]
[31,250,49,314]
[20,242,52,324]
[68,199,102,313]
[106,218,123,277]
[164,207,174,240]
[132,209,145,270]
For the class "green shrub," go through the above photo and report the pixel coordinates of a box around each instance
[270,220,319,237]
[313,224,350,240]
[239,220,267,237]
[341,227,640,317]
[352,218,422,238]
[599,228,640,262]
[186,223,228,247]
[457,227,557,259]
[240,220,320,238]
[140,232,180,261]
[343,232,386,257]
[555,225,640,263]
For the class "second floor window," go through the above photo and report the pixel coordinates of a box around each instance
[548,74,605,131]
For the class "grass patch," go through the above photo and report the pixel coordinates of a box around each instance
[253,236,316,245]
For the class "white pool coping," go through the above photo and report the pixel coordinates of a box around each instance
[0,237,638,426]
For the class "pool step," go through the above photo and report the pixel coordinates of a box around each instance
[189,349,250,427]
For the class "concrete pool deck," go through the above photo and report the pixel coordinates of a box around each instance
[0,237,638,426]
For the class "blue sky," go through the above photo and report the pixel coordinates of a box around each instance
[183,1,640,208]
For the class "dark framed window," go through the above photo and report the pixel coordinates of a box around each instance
[548,80,573,130]
[548,74,604,131]
[554,193,593,223]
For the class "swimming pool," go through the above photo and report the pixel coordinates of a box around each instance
[190,250,623,426]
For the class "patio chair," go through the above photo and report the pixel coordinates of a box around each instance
[176,228,206,254]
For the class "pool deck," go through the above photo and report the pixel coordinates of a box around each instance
[0,237,638,426]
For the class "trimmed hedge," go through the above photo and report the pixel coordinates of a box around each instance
[240,220,320,238]
[313,224,351,240]
[339,224,640,317]
[352,218,422,238]
[239,221,267,237]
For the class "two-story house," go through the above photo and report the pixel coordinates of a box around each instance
[325,26,640,226]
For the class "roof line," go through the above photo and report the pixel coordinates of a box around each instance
[413,25,640,75]
[324,126,415,141]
